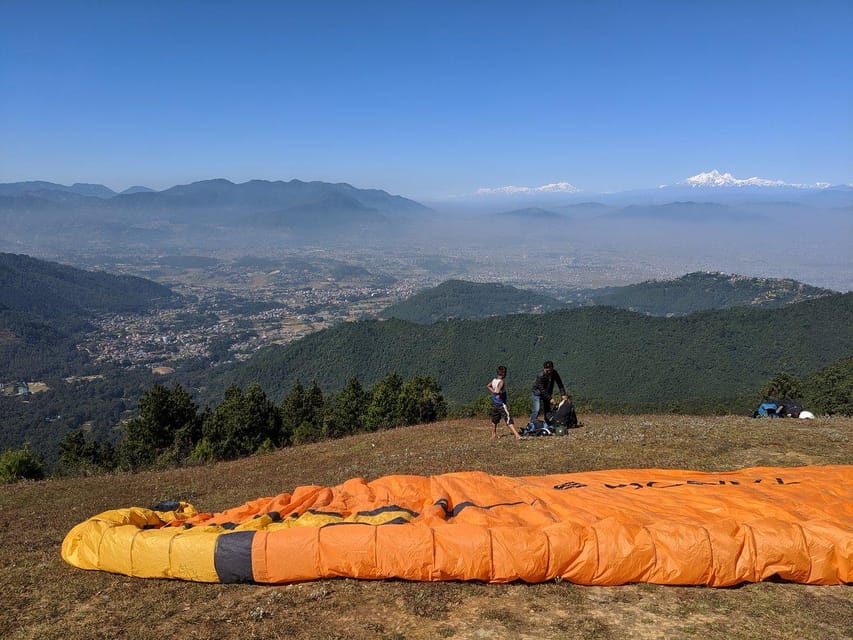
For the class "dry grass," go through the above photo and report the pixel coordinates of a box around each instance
[1,414,851,639]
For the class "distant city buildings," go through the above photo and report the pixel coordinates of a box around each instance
[59,245,684,372]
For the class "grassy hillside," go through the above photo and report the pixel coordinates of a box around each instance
[217,293,853,411]
[381,279,564,323]
[2,413,850,640]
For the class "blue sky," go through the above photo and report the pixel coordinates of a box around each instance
[1,1,851,199]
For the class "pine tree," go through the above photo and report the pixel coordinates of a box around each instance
[324,377,367,438]
[279,380,307,445]
[364,372,403,430]
[58,430,115,475]
[198,383,280,460]
[398,375,447,425]
[0,444,44,483]
[291,381,326,444]
[803,357,852,415]
[118,383,201,470]
[760,372,801,401]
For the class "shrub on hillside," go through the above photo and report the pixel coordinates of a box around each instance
[757,358,852,416]
[58,430,116,476]
[802,357,852,416]
[0,445,44,483]
[760,372,802,402]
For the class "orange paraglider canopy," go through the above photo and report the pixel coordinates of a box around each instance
[62,465,852,586]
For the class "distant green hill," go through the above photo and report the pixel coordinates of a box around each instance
[0,252,176,323]
[585,272,836,316]
[0,252,177,379]
[216,293,853,412]
[381,280,564,323]
[0,253,180,463]
[380,273,835,325]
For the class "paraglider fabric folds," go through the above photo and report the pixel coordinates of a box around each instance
[62,465,852,586]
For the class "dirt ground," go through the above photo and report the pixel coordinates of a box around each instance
[1,414,850,639]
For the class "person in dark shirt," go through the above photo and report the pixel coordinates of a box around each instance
[530,360,567,425]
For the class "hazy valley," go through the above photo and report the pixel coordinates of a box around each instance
[2,179,852,469]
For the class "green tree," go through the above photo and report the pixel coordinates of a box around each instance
[398,375,447,425]
[760,372,802,401]
[118,383,201,470]
[305,380,326,424]
[364,372,403,430]
[279,380,308,445]
[803,357,852,415]
[291,380,326,445]
[58,430,116,476]
[198,383,281,460]
[0,444,44,483]
[324,377,367,439]
[245,382,282,447]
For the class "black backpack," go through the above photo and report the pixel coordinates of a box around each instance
[551,399,579,428]
[777,398,803,418]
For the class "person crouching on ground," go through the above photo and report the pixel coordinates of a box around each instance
[487,365,522,440]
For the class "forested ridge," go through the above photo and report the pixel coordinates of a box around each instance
[588,271,836,315]
[2,253,850,473]
[4,294,851,479]
[217,292,853,410]
[380,279,564,323]
[0,252,175,320]
[379,273,838,324]
[0,252,178,379]
[0,253,182,465]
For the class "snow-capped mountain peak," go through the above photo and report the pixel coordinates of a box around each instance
[685,170,785,188]
[682,170,830,189]
[475,181,581,196]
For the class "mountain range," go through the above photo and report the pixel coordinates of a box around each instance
[0,178,428,205]
[2,174,850,215]
[2,175,851,292]
[0,178,431,246]
[679,169,844,190]
[472,169,850,196]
